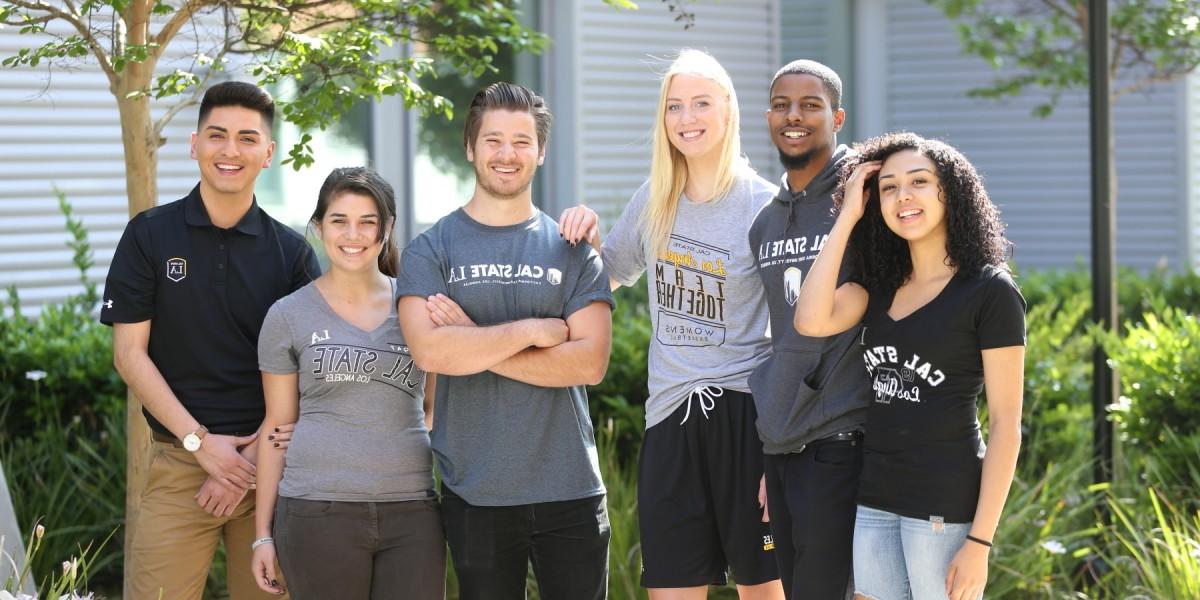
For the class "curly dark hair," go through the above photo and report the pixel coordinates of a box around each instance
[834,131,1010,295]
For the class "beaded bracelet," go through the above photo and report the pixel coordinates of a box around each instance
[251,537,275,551]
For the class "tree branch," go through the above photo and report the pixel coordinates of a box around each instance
[4,0,118,86]
[153,0,214,57]
[152,38,230,141]
[1,12,54,26]
[1113,70,1189,99]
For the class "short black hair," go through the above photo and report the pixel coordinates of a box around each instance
[770,59,843,111]
[462,82,553,151]
[198,81,275,133]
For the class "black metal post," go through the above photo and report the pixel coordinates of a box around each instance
[1089,0,1116,485]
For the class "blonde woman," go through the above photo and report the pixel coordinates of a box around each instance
[563,49,783,599]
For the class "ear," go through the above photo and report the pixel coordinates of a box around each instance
[465,143,475,163]
[189,132,198,160]
[833,108,847,132]
[263,140,276,168]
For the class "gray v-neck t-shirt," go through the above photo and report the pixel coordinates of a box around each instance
[258,280,434,502]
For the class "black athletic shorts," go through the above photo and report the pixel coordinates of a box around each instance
[637,387,778,588]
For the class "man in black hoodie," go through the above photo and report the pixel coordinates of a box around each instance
[748,60,871,599]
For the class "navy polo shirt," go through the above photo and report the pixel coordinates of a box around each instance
[101,185,319,436]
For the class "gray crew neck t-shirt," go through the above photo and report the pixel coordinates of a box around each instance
[602,173,775,429]
[395,208,614,506]
[258,280,434,502]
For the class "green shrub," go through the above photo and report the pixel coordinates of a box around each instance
[589,278,651,466]
[1096,300,1200,448]
[598,419,643,600]
[988,456,1104,597]
[2,416,125,590]
[1018,264,1200,330]
[1102,488,1200,597]
[1018,289,1094,474]
[0,194,124,435]
[0,191,127,592]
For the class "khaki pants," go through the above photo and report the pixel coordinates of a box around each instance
[128,441,286,600]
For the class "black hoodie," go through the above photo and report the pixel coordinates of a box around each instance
[747,145,871,454]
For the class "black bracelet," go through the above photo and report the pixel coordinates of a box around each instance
[965,534,993,548]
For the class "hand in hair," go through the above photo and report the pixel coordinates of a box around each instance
[837,160,881,225]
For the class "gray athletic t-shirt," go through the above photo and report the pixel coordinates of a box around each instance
[258,280,434,502]
[395,208,613,506]
[603,173,775,429]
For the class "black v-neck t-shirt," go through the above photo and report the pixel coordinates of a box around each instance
[856,265,1026,523]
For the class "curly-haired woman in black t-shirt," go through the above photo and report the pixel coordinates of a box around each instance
[793,132,1025,600]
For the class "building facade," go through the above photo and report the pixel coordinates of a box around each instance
[2,0,1196,316]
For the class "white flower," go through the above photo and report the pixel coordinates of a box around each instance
[34,524,45,540]
[1184,15,1199,32]
[25,370,46,381]
[61,557,78,579]
[1041,539,1067,555]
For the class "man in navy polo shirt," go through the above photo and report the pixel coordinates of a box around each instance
[101,81,318,599]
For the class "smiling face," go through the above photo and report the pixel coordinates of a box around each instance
[466,108,544,201]
[663,73,730,162]
[191,105,274,202]
[767,73,844,171]
[878,149,948,244]
[316,191,388,275]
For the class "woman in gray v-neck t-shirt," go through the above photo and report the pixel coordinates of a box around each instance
[251,167,444,599]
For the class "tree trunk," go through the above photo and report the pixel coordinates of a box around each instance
[114,6,159,593]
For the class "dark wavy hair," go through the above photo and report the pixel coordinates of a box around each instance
[834,131,1010,295]
[311,167,399,277]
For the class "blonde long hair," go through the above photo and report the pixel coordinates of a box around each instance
[642,49,749,255]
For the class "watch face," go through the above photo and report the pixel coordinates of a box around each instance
[183,433,201,452]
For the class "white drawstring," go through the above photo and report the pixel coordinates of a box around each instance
[680,386,723,425]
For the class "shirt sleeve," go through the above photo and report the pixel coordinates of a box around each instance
[290,242,321,293]
[977,270,1027,349]
[600,181,650,287]
[395,231,449,299]
[564,245,616,318]
[258,301,299,374]
[100,215,156,325]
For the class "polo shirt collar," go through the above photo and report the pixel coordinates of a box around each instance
[183,184,265,236]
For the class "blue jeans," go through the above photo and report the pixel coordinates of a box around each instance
[852,505,979,600]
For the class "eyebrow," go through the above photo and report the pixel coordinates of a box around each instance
[328,212,380,218]
[770,95,825,102]
[878,167,935,179]
[481,130,534,140]
[667,94,714,102]
[204,125,262,136]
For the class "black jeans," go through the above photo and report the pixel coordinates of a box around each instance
[274,496,446,600]
[763,436,863,600]
[441,486,610,600]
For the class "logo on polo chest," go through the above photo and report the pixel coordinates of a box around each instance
[166,257,187,282]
